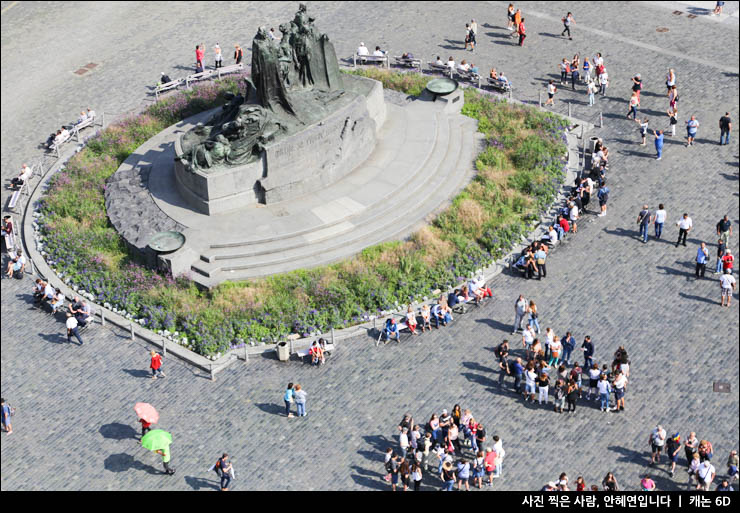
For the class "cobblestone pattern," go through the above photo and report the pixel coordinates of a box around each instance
[1,1,738,491]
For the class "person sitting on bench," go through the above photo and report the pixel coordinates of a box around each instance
[458,59,470,71]
[2,216,13,238]
[10,164,32,190]
[75,111,88,125]
[401,52,415,60]
[435,56,444,66]
[40,280,56,304]
[309,340,324,365]
[420,304,432,332]
[159,72,173,85]
[405,306,418,335]
[86,108,96,119]
[373,46,386,57]
[49,288,66,314]
[5,249,25,278]
[32,278,47,303]
[75,300,92,327]
[383,318,400,343]
[447,289,461,311]
[490,68,498,80]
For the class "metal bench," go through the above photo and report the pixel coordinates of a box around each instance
[393,56,422,72]
[353,53,389,69]
[155,78,184,100]
[376,319,408,346]
[296,342,336,363]
[186,69,214,87]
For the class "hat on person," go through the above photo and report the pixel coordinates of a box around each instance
[442,409,447,414]
[443,461,453,471]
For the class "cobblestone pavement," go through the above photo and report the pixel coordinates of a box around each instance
[1,1,738,490]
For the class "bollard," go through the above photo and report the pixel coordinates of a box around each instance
[290,339,294,354]
[244,343,248,364]
[568,102,572,118]
[581,136,587,169]
[331,327,335,345]
[210,364,215,381]
[599,111,603,128]
[539,91,542,107]
[508,88,512,100]
[130,321,135,340]
[163,337,167,357]
[101,308,106,327]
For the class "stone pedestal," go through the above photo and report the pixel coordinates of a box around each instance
[173,75,385,215]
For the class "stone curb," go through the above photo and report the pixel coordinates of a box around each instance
[20,89,590,376]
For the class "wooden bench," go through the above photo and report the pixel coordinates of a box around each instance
[393,56,422,72]
[487,77,512,93]
[428,62,453,78]
[216,62,244,78]
[186,69,214,87]
[49,131,72,154]
[155,78,184,100]
[454,68,482,88]
[8,182,25,211]
[353,53,389,69]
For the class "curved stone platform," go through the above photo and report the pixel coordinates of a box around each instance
[107,90,481,288]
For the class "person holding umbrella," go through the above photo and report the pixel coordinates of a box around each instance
[134,402,159,438]
[142,429,174,475]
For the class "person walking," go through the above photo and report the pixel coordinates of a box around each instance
[195,44,205,71]
[696,242,709,278]
[722,248,735,274]
[139,417,152,438]
[649,424,667,466]
[716,238,727,274]
[213,43,223,69]
[513,294,528,333]
[667,106,678,136]
[517,17,526,46]
[686,115,699,146]
[571,54,580,90]
[627,93,639,120]
[441,461,456,491]
[666,68,676,94]
[612,369,627,412]
[150,350,165,379]
[581,336,594,369]
[66,313,84,345]
[561,12,575,39]
[294,384,307,417]
[545,80,557,106]
[411,461,423,491]
[507,4,516,31]
[561,331,576,365]
[156,446,175,475]
[719,112,732,145]
[597,373,611,412]
[720,269,736,307]
[214,453,233,491]
[666,434,682,478]
[527,300,540,333]
[639,118,649,145]
[283,382,295,417]
[587,78,597,106]
[717,215,732,246]
[675,213,693,247]
[234,44,243,64]
[1,398,13,435]
[597,181,609,216]
[598,68,609,96]
[637,204,652,243]
[654,129,665,160]
[654,204,666,239]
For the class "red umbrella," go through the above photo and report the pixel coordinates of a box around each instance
[134,402,159,424]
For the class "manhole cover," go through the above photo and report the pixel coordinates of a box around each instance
[673,10,683,15]
[74,68,89,75]
[656,27,669,32]
[713,382,731,393]
[84,62,98,69]
[687,14,697,18]
[148,231,186,252]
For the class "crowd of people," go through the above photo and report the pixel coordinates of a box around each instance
[384,410,505,491]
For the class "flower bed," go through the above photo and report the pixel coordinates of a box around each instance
[35,71,568,358]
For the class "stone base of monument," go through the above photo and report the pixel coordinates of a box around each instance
[106,80,481,289]
[173,75,385,215]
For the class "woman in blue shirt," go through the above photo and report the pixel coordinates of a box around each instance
[283,382,294,418]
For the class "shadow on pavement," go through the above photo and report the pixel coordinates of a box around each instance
[103,453,160,475]
[99,422,137,440]
[122,368,151,379]
[184,475,220,490]
[254,402,284,416]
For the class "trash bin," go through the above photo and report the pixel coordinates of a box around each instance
[588,136,600,154]
[276,341,290,362]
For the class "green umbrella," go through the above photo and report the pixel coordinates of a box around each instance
[141,429,172,452]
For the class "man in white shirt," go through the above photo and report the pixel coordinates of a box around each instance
[569,202,579,233]
[649,425,666,465]
[66,313,84,345]
[720,269,736,307]
[372,46,385,57]
[86,108,96,119]
[675,213,693,247]
[446,57,456,70]
[434,55,444,66]
[697,460,716,491]
[10,164,33,190]
[458,60,470,71]
[653,204,667,239]
[356,42,369,62]
[522,325,536,355]
[492,435,504,478]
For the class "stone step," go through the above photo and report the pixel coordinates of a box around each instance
[200,106,451,262]
[192,114,464,278]
[190,114,478,286]
[204,101,441,251]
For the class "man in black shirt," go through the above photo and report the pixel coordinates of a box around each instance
[717,215,732,246]
[719,112,732,145]
[160,72,172,84]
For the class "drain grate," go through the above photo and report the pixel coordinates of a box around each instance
[656,27,669,32]
[713,382,731,393]
[84,62,98,69]
[73,68,88,75]
[687,14,697,18]
[673,10,683,15]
